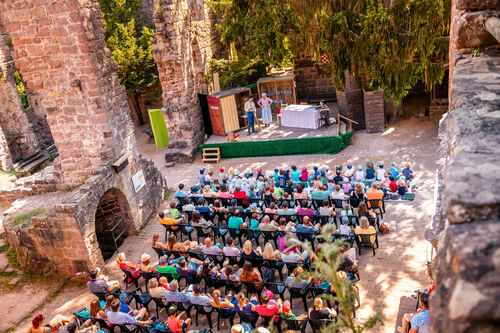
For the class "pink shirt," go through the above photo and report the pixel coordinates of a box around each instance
[259,97,273,107]
[218,191,232,199]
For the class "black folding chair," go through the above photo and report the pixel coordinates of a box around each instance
[211,226,228,246]
[263,259,284,281]
[138,271,159,292]
[288,285,309,311]
[193,304,214,328]
[259,230,279,248]
[309,318,336,333]
[355,233,379,255]
[237,310,259,328]
[242,279,266,298]
[91,317,115,333]
[121,268,140,290]
[151,296,166,318]
[264,281,286,299]
[283,318,308,333]
[213,307,235,331]
[130,287,153,309]
[193,225,212,243]
[365,199,385,218]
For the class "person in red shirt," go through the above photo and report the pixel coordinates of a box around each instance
[167,306,191,333]
[252,292,282,322]
[233,186,248,205]
[388,176,398,192]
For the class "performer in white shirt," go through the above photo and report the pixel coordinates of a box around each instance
[244,95,257,135]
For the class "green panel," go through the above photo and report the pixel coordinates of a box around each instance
[200,132,353,159]
[148,109,169,148]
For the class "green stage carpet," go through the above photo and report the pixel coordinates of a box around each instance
[200,132,353,159]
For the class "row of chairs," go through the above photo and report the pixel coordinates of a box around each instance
[180,196,385,217]
[126,285,341,333]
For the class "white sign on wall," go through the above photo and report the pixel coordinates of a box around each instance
[132,170,146,193]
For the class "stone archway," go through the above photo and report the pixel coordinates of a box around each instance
[94,188,135,261]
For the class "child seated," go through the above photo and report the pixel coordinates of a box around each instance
[354,165,365,182]
[397,178,407,196]
[280,300,308,321]
[402,163,413,180]
[170,202,180,219]
[341,203,353,224]
[344,164,354,180]
[365,162,375,180]
[339,220,353,236]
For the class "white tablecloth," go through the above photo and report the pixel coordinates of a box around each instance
[281,104,320,129]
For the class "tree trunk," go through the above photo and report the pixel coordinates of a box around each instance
[127,93,144,125]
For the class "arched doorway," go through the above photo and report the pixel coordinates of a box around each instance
[94,188,135,261]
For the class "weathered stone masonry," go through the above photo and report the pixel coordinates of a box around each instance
[0,0,166,275]
[0,0,136,188]
[153,0,220,163]
[429,0,500,331]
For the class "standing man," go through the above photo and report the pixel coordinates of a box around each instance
[244,95,256,135]
[258,93,273,127]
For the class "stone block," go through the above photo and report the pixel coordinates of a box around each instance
[455,0,500,10]
[451,11,498,50]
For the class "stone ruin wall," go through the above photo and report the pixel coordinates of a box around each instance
[0,0,136,188]
[153,0,219,162]
[5,155,165,275]
[429,0,500,331]
[293,54,337,102]
[0,32,41,169]
[0,0,167,276]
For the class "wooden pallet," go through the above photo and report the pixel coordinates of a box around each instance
[202,147,221,163]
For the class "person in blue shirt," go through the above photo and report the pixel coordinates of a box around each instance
[282,165,290,181]
[313,165,320,178]
[277,170,287,188]
[175,183,187,198]
[398,293,430,333]
[291,165,300,181]
[402,163,413,180]
[198,169,205,185]
[388,162,400,179]
[365,162,376,180]
[273,168,280,183]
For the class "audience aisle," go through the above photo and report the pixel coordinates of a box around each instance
[12,118,438,332]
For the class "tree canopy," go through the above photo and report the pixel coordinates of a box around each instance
[98,0,158,95]
[210,0,450,102]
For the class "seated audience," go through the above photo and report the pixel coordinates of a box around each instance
[107,299,151,329]
[167,306,191,333]
[398,293,430,333]
[308,297,337,320]
[87,269,119,294]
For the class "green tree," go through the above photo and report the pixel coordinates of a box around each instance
[288,0,450,102]
[14,71,29,109]
[207,0,295,88]
[99,0,159,124]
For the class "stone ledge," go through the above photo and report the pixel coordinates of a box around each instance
[432,220,500,332]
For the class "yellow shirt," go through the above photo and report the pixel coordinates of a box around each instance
[160,217,179,230]
[354,226,376,243]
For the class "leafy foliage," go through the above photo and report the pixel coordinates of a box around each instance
[289,224,383,332]
[207,0,294,88]
[13,71,29,109]
[287,0,450,102]
[208,0,295,68]
[8,208,46,227]
[98,0,158,95]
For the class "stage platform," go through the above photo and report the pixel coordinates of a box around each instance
[205,121,339,144]
[201,121,352,159]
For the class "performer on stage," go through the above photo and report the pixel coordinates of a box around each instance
[258,93,273,127]
[244,95,257,135]
[317,100,330,126]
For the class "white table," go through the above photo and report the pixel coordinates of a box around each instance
[281,104,321,129]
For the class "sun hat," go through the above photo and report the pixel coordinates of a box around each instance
[274,168,279,173]
[336,271,347,281]
[313,165,318,170]
[357,165,363,170]
[320,170,326,175]
[220,167,224,172]
[347,164,352,169]
[378,163,384,168]
[230,199,238,205]
[199,168,205,174]
[336,170,341,175]
[391,162,396,166]
[141,253,151,262]
[49,315,69,328]
[302,166,307,171]
[283,164,289,171]
[234,169,240,176]
[257,169,262,174]
[291,165,297,170]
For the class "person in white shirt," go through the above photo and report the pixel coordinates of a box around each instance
[354,165,365,182]
[376,163,386,181]
[223,237,241,256]
[244,95,257,135]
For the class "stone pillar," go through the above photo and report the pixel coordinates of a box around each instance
[0,32,40,164]
[153,0,218,163]
[429,0,500,332]
[0,128,13,170]
[0,0,136,187]
[363,90,385,133]
[337,71,365,130]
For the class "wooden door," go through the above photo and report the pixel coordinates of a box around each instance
[207,96,224,136]
[221,95,240,133]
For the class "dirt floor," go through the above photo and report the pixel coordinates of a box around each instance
[3,116,438,333]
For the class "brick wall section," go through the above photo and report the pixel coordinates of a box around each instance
[0,0,136,187]
[0,32,41,164]
[153,0,220,162]
[337,90,365,130]
[363,90,385,133]
[293,55,336,101]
